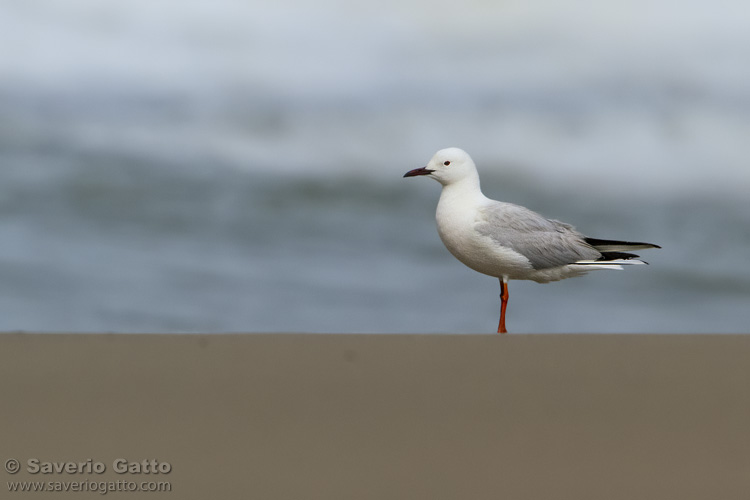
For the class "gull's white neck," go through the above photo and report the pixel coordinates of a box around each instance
[437,170,487,209]
[435,170,487,236]
[434,169,490,268]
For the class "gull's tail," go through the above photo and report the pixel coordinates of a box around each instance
[576,237,661,269]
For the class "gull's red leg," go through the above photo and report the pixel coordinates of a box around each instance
[498,277,509,334]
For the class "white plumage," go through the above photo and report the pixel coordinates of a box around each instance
[404,147,660,332]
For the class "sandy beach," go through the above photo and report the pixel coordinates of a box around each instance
[2,333,749,499]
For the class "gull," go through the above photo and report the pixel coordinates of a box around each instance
[404,147,660,333]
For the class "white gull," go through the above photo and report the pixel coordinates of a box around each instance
[404,147,660,333]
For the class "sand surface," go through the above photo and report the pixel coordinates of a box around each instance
[2,333,749,499]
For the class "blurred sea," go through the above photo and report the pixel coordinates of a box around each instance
[0,0,748,333]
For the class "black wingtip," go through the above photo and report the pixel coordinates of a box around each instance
[584,237,661,250]
[597,251,640,261]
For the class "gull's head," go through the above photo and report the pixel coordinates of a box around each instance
[403,147,477,186]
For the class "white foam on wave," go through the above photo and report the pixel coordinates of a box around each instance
[1,0,749,197]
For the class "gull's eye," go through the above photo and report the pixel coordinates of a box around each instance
[443,161,451,166]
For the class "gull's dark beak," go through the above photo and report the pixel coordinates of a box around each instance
[403,167,435,178]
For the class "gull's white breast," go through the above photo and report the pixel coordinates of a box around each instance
[435,188,533,279]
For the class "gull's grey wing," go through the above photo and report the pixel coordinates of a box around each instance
[476,202,601,269]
